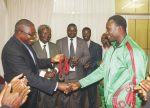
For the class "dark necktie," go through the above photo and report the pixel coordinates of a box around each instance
[70,38,75,57]
[43,44,47,58]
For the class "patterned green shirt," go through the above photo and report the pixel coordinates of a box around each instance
[79,35,148,107]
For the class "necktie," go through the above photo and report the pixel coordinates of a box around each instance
[43,44,47,58]
[70,38,75,57]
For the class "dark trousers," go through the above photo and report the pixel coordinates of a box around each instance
[37,91,59,108]
[60,90,81,108]
[80,82,98,108]
[142,92,150,108]
[21,90,38,108]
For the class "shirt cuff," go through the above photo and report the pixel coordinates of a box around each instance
[39,70,46,77]
[54,67,59,73]
[54,82,58,91]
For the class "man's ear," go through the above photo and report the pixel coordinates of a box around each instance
[118,26,123,34]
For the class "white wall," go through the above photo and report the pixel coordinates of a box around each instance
[0,0,115,76]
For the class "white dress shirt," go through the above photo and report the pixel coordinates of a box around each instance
[67,37,77,71]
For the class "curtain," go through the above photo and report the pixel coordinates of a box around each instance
[1,0,115,75]
[51,0,115,43]
[0,0,8,76]
[6,0,54,36]
[6,0,115,43]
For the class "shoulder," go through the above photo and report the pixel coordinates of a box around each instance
[32,41,40,48]
[56,37,67,42]
[49,42,57,48]
[91,41,102,49]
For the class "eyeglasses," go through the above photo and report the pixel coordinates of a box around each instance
[20,30,37,38]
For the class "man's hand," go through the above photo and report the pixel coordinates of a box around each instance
[10,74,28,93]
[1,83,30,108]
[135,85,147,101]
[57,82,72,94]
[51,54,65,63]
[45,70,57,79]
[134,76,150,101]
[69,82,81,91]
[0,74,30,108]
[84,63,90,70]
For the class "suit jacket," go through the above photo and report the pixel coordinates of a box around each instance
[32,41,58,59]
[56,37,90,82]
[32,41,59,80]
[1,36,57,108]
[84,41,102,75]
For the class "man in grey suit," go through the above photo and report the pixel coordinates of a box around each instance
[56,23,90,108]
[32,25,59,108]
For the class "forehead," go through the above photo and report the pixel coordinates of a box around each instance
[42,28,51,32]
[83,29,90,34]
[68,25,76,30]
[106,20,116,29]
[24,25,36,32]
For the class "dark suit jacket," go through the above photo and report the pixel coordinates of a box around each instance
[1,36,57,108]
[84,41,102,75]
[56,37,90,82]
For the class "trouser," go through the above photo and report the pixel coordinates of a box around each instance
[80,82,98,108]
[37,90,59,108]
[60,90,81,108]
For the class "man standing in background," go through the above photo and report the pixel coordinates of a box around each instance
[80,27,102,108]
[56,23,90,108]
[32,25,59,108]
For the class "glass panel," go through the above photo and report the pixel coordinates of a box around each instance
[135,0,148,14]
[128,19,136,40]
[136,20,148,49]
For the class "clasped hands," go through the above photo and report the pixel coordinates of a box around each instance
[0,74,30,108]
[58,82,81,94]
[134,76,150,102]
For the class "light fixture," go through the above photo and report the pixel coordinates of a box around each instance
[122,0,144,9]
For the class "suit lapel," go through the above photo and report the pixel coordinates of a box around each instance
[76,37,80,57]
[14,37,33,61]
[89,41,93,52]
[49,42,54,57]
[65,37,69,58]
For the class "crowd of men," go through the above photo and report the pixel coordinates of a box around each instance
[0,15,149,108]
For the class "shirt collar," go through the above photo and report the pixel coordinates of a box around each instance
[86,40,91,47]
[111,35,130,48]
[39,40,48,49]
[67,36,77,41]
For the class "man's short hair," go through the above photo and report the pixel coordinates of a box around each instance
[108,15,127,32]
[82,27,91,33]
[15,19,34,32]
[38,25,51,36]
[67,23,77,30]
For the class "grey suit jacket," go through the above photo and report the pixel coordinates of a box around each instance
[32,41,58,59]
[56,37,90,82]
[32,41,59,78]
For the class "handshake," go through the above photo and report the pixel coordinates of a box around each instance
[57,82,81,94]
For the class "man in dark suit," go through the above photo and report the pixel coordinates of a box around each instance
[80,27,102,108]
[56,23,90,108]
[32,24,59,108]
[1,19,70,108]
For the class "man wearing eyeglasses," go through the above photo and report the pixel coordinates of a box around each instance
[1,19,71,108]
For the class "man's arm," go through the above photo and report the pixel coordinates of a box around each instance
[78,40,90,66]
[69,61,105,92]
[37,54,64,69]
[85,44,102,70]
[6,52,57,94]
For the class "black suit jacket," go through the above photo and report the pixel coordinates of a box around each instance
[1,36,57,108]
[84,41,102,76]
